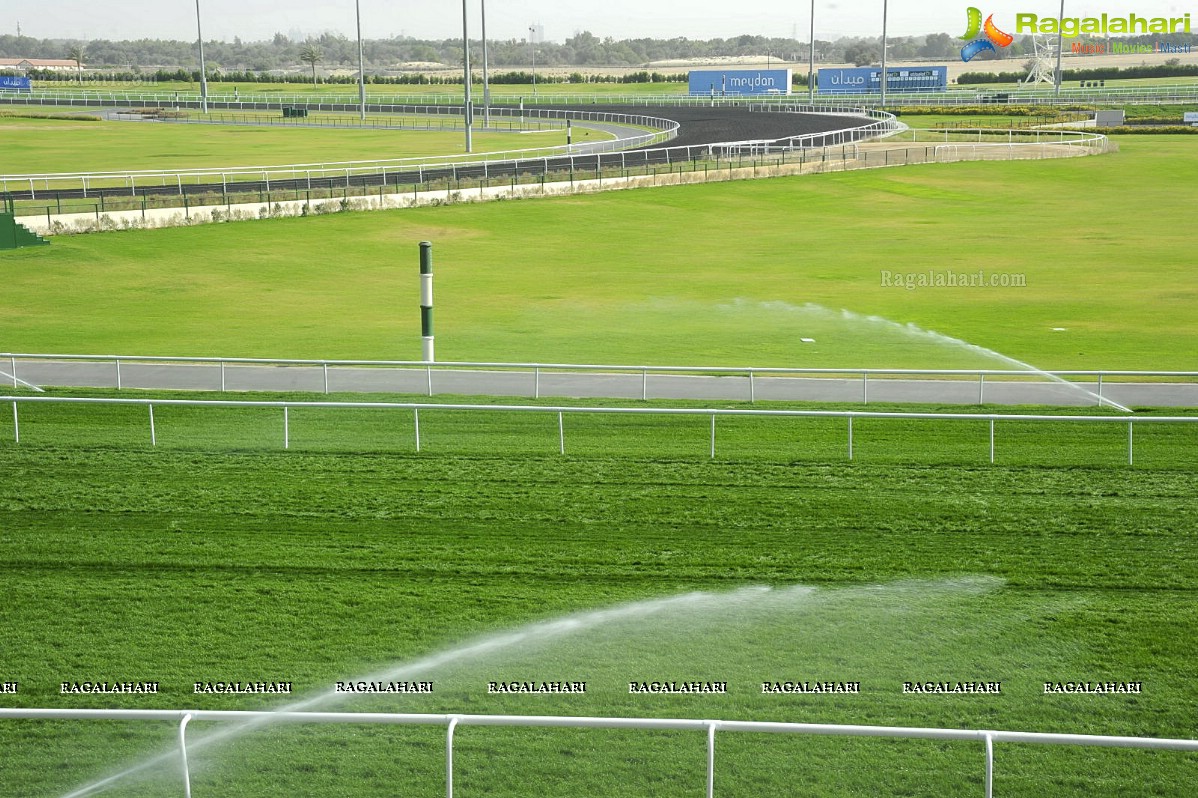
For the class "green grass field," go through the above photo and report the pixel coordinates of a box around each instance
[2,136,1195,371]
[0,390,1196,797]
[0,114,598,175]
[2,103,1196,797]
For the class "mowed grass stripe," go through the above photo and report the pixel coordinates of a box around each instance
[1,413,1197,795]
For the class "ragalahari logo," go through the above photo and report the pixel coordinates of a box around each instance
[960,7,1014,61]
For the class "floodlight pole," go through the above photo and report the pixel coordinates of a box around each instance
[482,0,490,128]
[1054,0,1065,97]
[530,27,537,98]
[195,0,208,114]
[879,0,888,107]
[463,0,473,152]
[808,0,815,103]
[356,0,366,122]
[420,242,435,362]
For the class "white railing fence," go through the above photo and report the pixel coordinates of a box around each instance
[1,709,1196,798]
[0,107,901,201]
[3,353,1193,405]
[0,107,682,198]
[8,81,1198,108]
[4,395,1196,465]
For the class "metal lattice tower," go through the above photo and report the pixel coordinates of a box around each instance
[1023,36,1058,86]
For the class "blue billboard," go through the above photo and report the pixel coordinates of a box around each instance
[0,76,32,92]
[689,69,792,96]
[818,66,947,94]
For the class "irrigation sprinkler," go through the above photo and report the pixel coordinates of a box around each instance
[420,242,435,362]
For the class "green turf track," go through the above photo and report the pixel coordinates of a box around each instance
[0,392,1196,796]
[2,136,1196,371]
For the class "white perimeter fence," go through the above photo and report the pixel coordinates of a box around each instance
[2,353,1192,405]
[1,105,898,199]
[10,81,1198,107]
[1,709,1197,798]
[0,107,681,198]
[4,395,1196,465]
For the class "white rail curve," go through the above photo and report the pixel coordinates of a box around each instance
[1,709,1195,798]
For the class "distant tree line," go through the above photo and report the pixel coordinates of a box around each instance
[13,67,692,86]
[960,60,1198,85]
[0,30,987,72]
[2,29,1194,74]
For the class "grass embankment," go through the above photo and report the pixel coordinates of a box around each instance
[0,392,1195,796]
[2,137,1196,371]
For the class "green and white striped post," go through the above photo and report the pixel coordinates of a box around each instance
[420,241,435,362]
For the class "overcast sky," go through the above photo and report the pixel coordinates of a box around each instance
[10,2,1194,44]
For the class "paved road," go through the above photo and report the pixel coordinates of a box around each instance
[3,360,1194,409]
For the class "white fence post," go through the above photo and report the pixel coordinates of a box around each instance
[748,370,755,403]
[323,363,330,395]
[984,733,994,798]
[862,372,868,404]
[11,401,18,444]
[978,374,985,405]
[1128,421,1134,466]
[848,417,854,460]
[710,414,716,459]
[534,367,541,399]
[284,407,290,449]
[706,722,717,798]
[115,359,122,390]
[558,411,565,455]
[179,713,194,798]
[149,404,156,446]
[446,717,459,798]
[414,408,421,452]
[989,419,995,464]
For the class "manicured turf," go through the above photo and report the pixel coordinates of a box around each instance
[0,115,596,175]
[0,391,1195,796]
[1,108,1194,797]
[2,136,1196,371]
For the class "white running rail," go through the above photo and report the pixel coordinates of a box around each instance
[1,709,1196,798]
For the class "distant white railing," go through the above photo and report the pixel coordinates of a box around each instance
[4,394,1195,464]
[2,709,1196,798]
[9,81,1198,107]
[0,107,680,197]
[3,353,1195,405]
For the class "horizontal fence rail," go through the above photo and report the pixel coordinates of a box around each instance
[3,394,1195,464]
[0,105,682,197]
[2,354,1192,407]
[8,82,1198,108]
[2,709,1196,798]
[1,105,897,203]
